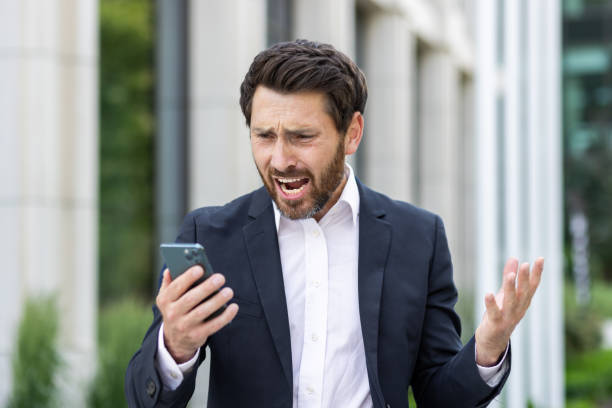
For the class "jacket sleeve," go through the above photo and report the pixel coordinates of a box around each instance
[411,215,511,407]
[125,211,207,408]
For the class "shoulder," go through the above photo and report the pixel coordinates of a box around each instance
[358,183,443,242]
[182,187,267,232]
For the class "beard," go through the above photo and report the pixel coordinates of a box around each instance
[257,139,346,220]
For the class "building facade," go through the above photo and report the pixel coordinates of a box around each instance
[155,1,564,407]
[0,1,99,406]
[0,0,562,407]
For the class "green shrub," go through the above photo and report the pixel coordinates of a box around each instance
[88,297,152,408]
[566,349,612,405]
[8,295,61,408]
[591,282,612,318]
[99,0,155,304]
[565,284,603,356]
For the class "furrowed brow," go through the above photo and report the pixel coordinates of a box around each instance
[285,128,319,137]
[251,127,275,135]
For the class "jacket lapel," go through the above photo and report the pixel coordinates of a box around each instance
[242,187,293,393]
[357,181,391,408]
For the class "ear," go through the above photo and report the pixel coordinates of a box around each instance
[343,112,364,156]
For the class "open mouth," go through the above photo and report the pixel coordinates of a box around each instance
[274,176,310,198]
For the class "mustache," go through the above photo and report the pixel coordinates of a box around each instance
[270,169,312,179]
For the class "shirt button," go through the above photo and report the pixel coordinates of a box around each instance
[311,229,320,238]
[306,386,315,395]
[312,280,320,288]
[170,371,179,379]
[312,333,318,342]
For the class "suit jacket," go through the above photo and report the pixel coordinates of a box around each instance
[125,181,510,408]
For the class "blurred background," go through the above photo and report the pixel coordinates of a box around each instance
[0,0,610,407]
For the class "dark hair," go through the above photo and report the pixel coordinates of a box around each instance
[239,39,368,134]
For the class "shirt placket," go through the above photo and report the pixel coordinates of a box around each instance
[297,219,328,408]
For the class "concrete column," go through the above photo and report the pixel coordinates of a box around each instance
[455,76,477,325]
[155,0,188,272]
[188,0,266,210]
[418,50,461,264]
[526,0,564,406]
[292,0,355,58]
[526,1,549,405]
[542,0,564,405]
[292,0,357,168]
[187,1,266,405]
[473,2,502,406]
[361,11,414,203]
[503,0,528,406]
[0,0,98,406]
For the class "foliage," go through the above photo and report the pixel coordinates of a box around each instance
[565,138,612,282]
[99,0,155,304]
[7,296,62,408]
[564,283,603,356]
[590,282,612,318]
[566,349,612,407]
[565,282,612,407]
[88,298,153,408]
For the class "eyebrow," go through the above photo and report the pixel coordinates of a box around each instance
[251,127,319,136]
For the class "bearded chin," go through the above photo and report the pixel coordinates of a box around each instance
[257,139,346,220]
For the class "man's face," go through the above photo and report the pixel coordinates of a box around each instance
[250,86,347,220]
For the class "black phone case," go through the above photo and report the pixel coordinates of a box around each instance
[159,243,226,321]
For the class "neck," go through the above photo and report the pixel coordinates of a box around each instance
[313,166,349,222]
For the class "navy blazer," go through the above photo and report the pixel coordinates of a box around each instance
[125,181,509,407]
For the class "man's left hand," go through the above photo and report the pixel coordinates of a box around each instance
[475,257,544,366]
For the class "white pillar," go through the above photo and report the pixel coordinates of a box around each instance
[503,0,529,405]
[0,0,98,406]
[474,0,501,322]
[474,3,503,407]
[543,0,564,406]
[188,0,266,210]
[473,0,503,402]
[418,50,461,263]
[187,1,266,405]
[456,77,477,310]
[526,1,548,405]
[292,0,355,58]
[361,11,414,203]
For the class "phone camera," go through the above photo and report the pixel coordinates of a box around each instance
[185,248,193,261]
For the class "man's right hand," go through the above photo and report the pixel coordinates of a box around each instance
[156,266,239,363]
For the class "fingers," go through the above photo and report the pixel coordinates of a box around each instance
[502,261,518,308]
[160,268,171,290]
[516,262,530,298]
[156,269,173,310]
[165,265,205,302]
[193,303,239,340]
[502,257,519,278]
[188,287,234,324]
[495,256,544,317]
[176,273,226,315]
[484,292,502,320]
[528,257,544,300]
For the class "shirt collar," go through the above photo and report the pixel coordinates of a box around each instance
[273,163,360,232]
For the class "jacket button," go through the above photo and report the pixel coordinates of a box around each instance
[146,378,156,398]
[386,404,391,408]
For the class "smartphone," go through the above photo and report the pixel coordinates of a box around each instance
[159,243,226,321]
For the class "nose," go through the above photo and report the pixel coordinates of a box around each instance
[270,137,297,171]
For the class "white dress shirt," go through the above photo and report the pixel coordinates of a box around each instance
[156,164,508,405]
[275,164,370,407]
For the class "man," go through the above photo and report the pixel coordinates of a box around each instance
[125,40,543,408]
